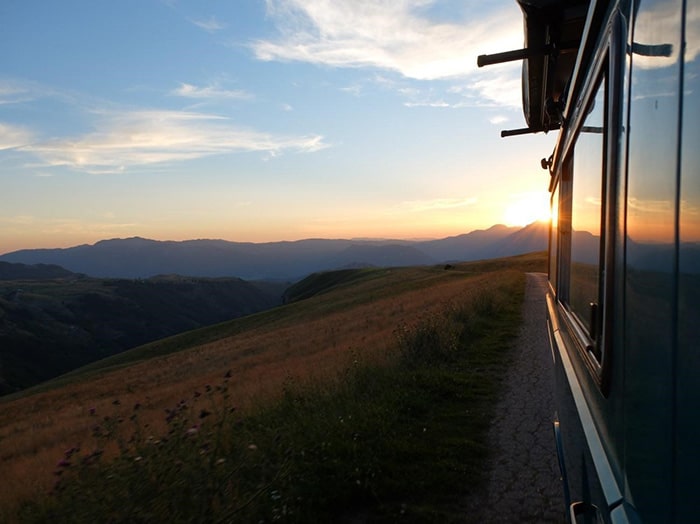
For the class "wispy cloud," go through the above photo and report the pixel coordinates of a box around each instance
[0,122,33,150]
[403,99,450,108]
[632,2,700,69]
[190,15,226,33]
[0,78,47,105]
[339,85,363,96]
[396,197,478,212]
[21,110,328,174]
[0,215,139,237]
[628,197,673,214]
[171,82,252,100]
[252,1,521,81]
[455,65,522,108]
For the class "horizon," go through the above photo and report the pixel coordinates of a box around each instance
[2,2,555,255]
[0,220,551,256]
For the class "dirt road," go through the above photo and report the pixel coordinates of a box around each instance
[465,272,564,522]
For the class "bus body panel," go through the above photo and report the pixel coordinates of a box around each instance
[540,0,698,521]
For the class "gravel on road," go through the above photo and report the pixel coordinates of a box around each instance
[464,272,564,523]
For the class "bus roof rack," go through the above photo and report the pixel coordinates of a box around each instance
[478,0,591,135]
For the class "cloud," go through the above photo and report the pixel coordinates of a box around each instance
[403,99,450,108]
[21,110,328,174]
[632,2,700,69]
[460,65,522,108]
[0,79,45,105]
[171,82,252,100]
[190,16,226,33]
[0,122,33,150]
[628,197,673,214]
[5,215,36,225]
[252,1,521,81]
[396,197,477,212]
[339,85,363,96]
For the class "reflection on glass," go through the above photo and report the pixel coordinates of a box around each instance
[624,0,682,519]
[549,185,559,290]
[680,1,700,257]
[677,2,700,518]
[569,76,605,340]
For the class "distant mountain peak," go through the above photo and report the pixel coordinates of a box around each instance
[0,223,548,280]
[95,236,156,246]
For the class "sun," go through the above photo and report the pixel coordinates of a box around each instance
[503,192,551,227]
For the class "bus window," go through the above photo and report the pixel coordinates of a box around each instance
[567,72,607,360]
[549,184,559,291]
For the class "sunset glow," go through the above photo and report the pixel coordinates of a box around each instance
[503,192,552,227]
[1,2,557,253]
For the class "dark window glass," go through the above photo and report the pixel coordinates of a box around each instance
[623,0,682,519]
[676,1,700,516]
[549,185,559,290]
[569,75,606,350]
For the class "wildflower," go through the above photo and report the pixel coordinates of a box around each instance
[64,447,79,458]
[81,449,103,466]
[88,407,96,416]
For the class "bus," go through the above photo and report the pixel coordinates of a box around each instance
[479,0,699,521]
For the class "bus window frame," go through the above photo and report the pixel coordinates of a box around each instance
[550,14,623,396]
[564,67,607,365]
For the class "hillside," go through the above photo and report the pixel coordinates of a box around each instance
[0,223,548,280]
[0,270,287,394]
[0,252,546,521]
[0,261,81,280]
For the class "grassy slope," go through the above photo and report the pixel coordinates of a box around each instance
[0,276,283,393]
[1,252,546,522]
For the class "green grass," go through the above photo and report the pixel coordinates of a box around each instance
[17,270,525,523]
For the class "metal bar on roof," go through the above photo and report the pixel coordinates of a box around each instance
[477,42,578,68]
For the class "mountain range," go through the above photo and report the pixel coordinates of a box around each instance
[0,222,549,280]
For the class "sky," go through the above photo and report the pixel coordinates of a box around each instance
[0,0,556,253]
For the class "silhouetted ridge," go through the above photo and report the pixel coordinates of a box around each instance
[0,222,550,280]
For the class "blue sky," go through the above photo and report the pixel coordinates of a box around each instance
[1,0,555,253]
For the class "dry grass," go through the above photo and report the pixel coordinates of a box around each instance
[0,264,509,516]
